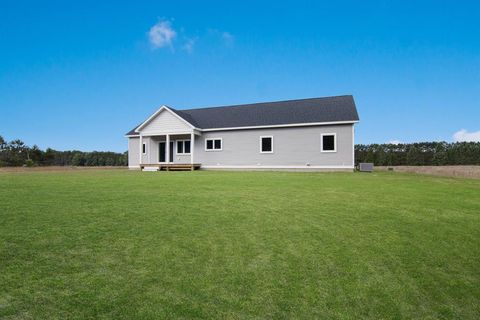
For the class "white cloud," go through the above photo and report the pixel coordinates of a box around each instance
[221,31,234,47]
[388,140,402,145]
[453,129,480,142]
[182,37,197,53]
[147,22,233,52]
[148,19,176,49]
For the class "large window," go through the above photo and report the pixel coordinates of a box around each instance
[260,136,273,153]
[176,140,191,155]
[205,138,222,151]
[321,133,336,152]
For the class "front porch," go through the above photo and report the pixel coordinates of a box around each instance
[140,163,202,171]
[138,132,201,171]
[128,106,204,171]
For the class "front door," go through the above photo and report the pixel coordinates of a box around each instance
[159,142,166,162]
[158,141,175,163]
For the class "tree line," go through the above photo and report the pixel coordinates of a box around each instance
[355,141,480,166]
[0,136,127,167]
[1,135,479,167]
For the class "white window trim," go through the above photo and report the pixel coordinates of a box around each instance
[142,142,147,154]
[260,136,274,154]
[205,138,223,151]
[321,133,337,153]
[176,139,191,155]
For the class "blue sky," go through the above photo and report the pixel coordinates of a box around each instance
[1,1,479,152]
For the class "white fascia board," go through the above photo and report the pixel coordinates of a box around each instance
[200,120,358,132]
[125,131,198,138]
[139,131,194,137]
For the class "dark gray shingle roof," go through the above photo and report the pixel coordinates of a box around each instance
[126,95,358,135]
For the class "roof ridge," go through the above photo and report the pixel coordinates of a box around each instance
[177,95,353,112]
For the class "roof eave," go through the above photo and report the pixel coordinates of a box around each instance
[200,120,358,132]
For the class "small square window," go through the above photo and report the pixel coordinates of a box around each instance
[176,140,191,155]
[206,138,222,151]
[260,136,273,153]
[321,134,336,152]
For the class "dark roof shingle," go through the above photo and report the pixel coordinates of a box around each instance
[126,95,358,135]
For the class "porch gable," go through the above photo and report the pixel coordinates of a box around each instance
[136,106,195,135]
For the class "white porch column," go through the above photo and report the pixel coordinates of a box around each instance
[139,134,143,166]
[166,134,170,164]
[190,132,194,164]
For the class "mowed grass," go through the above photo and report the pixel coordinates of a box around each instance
[0,170,479,319]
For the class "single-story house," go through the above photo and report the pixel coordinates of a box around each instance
[125,95,359,171]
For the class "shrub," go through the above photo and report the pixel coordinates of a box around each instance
[25,159,35,167]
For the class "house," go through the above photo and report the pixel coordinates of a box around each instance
[125,95,359,171]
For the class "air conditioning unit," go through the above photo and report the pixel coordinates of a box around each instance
[358,163,374,172]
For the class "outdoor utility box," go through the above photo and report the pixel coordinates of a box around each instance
[359,163,374,172]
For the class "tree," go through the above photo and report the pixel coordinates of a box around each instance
[71,153,86,166]
[0,135,6,166]
[356,141,480,166]
[5,139,28,166]
[29,145,43,164]
[375,148,388,166]
[42,148,56,166]
[432,142,448,165]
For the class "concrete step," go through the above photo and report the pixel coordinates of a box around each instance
[142,167,160,172]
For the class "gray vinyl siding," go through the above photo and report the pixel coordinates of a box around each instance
[129,136,159,166]
[194,124,354,167]
[174,155,191,163]
[128,137,140,168]
[129,136,192,166]
[140,137,154,164]
[129,124,354,169]
[146,137,156,164]
[129,136,159,165]
[140,109,192,134]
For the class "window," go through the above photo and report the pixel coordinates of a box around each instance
[142,143,146,154]
[205,138,222,151]
[176,140,191,155]
[177,140,183,154]
[260,136,273,153]
[321,133,336,152]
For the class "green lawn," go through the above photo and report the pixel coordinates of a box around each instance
[0,170,479,319]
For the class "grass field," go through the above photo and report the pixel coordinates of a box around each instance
[0,170,479,319]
